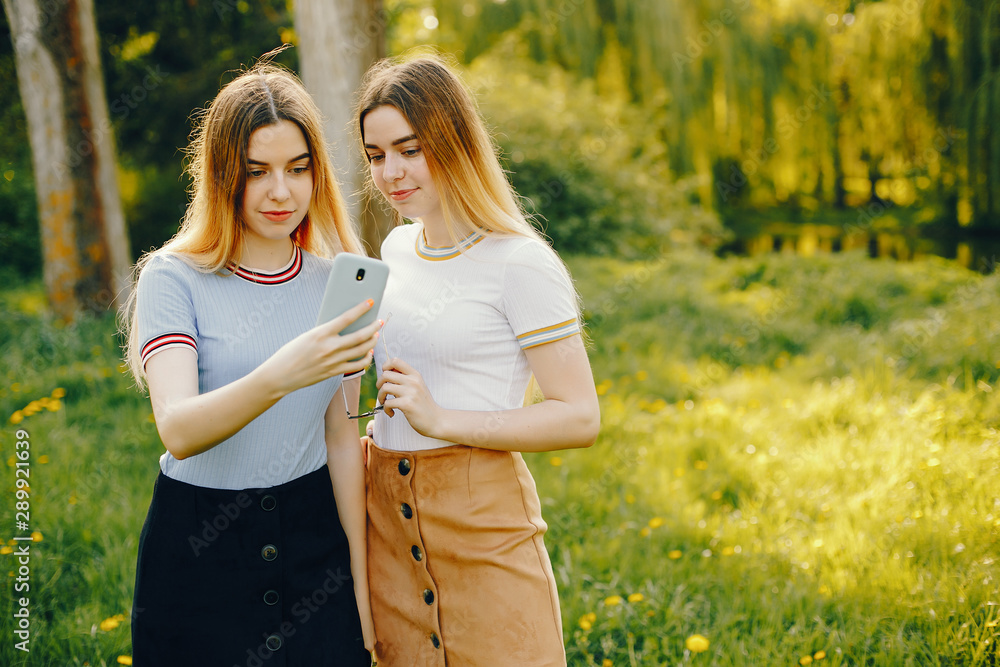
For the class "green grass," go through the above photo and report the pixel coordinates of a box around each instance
[2,250,999,665]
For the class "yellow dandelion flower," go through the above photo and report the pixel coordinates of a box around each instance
[627,593,644,603]
[69,492,78,505]
[721,546,735,556]
[0,546,12,555]
[100,617,121,632]
[603,660,613,667]
[38,455,49,464]
[985,620,998,629]
[7,456,15,467]
[30,532,43,542]
[694,460,708,470]
[549,456,563,467]
[36,397,51,407]
[635,370,648,381]
[646,610,655,617]
[625,493,636,504]
[117,657,133,666]
[584,612,596,623]
[685,634,709,653]
[11,383,21,392]
[639,527,651,537]
[711,490,723,500]
[604,595,623,607]
[813,650,827,660]
[51,387,66,398]
[648,517,664,529]
[578,618,592,630]
[596,380,612,396]
[800,656,813,665]
[668,550,683,559]
[674,467,685,477]
[818,584,832,597]
[9,411,23,424]
[46,399,62,412]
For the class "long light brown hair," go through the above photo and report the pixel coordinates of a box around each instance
[121,53,361,386]
[356,54,548,246]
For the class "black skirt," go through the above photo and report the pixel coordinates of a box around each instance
[131,465,370,666]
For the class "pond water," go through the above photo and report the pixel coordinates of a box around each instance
[718,224,1000,275]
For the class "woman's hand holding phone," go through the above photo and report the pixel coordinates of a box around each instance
[260,299,381,398]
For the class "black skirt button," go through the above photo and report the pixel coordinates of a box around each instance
[430,632,441,649]
[400,503,413,519]
[265,633,282,650]
[261,494,277,511]
[263,589,280,606]
[261,544,278,561]
[423,588,434,605]
[398,458,411,475]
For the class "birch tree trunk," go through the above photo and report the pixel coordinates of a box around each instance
[294,0,393,257]
[3,0,131,319]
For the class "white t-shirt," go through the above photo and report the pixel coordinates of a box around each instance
[372,223,581,452]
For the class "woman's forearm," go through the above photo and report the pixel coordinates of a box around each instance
[429,397,600,452]
[149,350,286,460]
[326,382,375,650]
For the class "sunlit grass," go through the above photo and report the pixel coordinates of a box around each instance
[525,250,999,665]
[1,251,998,665]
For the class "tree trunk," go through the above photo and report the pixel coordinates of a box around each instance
[3,0,131,319]
[294,0,393,257]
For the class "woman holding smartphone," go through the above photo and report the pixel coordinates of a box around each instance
[356,55,601,666]
[121,55,378,665]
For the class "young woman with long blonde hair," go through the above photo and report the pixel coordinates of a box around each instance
[356,54,600,666]
[121,55,378,665]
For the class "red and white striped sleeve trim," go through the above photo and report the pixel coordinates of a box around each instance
[141,333,198,367]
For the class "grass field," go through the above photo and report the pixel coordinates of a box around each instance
[1,249,998,665]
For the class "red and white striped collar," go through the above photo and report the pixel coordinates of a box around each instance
[228,246,303,285]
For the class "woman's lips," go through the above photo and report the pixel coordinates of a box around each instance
[262,210,294,222]
[390,189,417,201]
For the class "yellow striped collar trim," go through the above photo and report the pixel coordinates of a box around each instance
[415,231,486,261]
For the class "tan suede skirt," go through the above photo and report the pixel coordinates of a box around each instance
[366,441,566,667]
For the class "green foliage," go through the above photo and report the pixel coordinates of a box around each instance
[467,41,726,257]
[0,30,40,283]
[2,252,999,664]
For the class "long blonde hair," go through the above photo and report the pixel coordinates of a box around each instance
[356,54,546,246]
[121,54,361,387]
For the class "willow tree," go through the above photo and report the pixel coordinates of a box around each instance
[3,0,131,319]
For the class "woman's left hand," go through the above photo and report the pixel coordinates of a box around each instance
[376,358,443,438]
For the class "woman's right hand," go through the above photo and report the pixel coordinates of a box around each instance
[260,299,381,397]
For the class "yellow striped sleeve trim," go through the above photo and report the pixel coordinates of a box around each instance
[516,319,580,349]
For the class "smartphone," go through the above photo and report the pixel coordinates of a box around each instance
[315,253,389,333]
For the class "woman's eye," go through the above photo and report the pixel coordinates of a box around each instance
[248,169,265,178]
[403,148,420,157]
[291,165,309,174]
[367,154,384,163]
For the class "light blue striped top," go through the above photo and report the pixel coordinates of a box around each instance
[136,247,351,490]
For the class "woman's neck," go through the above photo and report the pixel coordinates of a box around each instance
[241,237,295,271]
[418,216,452,248]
